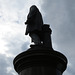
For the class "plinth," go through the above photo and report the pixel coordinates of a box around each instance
[13,45,67,75]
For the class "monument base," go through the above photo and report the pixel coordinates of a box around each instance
[13,45,67,75]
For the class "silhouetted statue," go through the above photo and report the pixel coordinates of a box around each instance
[25,5,43,45]
[14,6,67,75]
[25,5,52,48]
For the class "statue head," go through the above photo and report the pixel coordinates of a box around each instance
[29,5,39,13]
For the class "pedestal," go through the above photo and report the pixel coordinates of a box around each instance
[13,45,67,75]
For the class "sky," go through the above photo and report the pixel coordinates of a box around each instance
[0,0,75,75]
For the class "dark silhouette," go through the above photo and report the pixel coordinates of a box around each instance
[25,5,43,45]
[13,5,68,75]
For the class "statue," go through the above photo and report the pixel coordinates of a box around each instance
[25,5,52,48]
[13,5,68,75]
[25,5,43,45]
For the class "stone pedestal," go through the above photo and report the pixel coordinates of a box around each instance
[42,24,52,48]
[13,46,67,75]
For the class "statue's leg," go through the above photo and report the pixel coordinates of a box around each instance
[29,33,41,45]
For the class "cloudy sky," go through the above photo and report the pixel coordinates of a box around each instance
[0,0,75,75]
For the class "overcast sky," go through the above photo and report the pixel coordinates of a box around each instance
[0,0,75,75]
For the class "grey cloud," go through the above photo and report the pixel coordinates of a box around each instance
[0,54,8,75]
[21,42,30,51]
[4,34,29,55]
[0,54,16,75]
[65,65,75,75]
[41,0,75,75]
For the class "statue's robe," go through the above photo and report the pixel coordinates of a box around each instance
[25,6,43,35]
